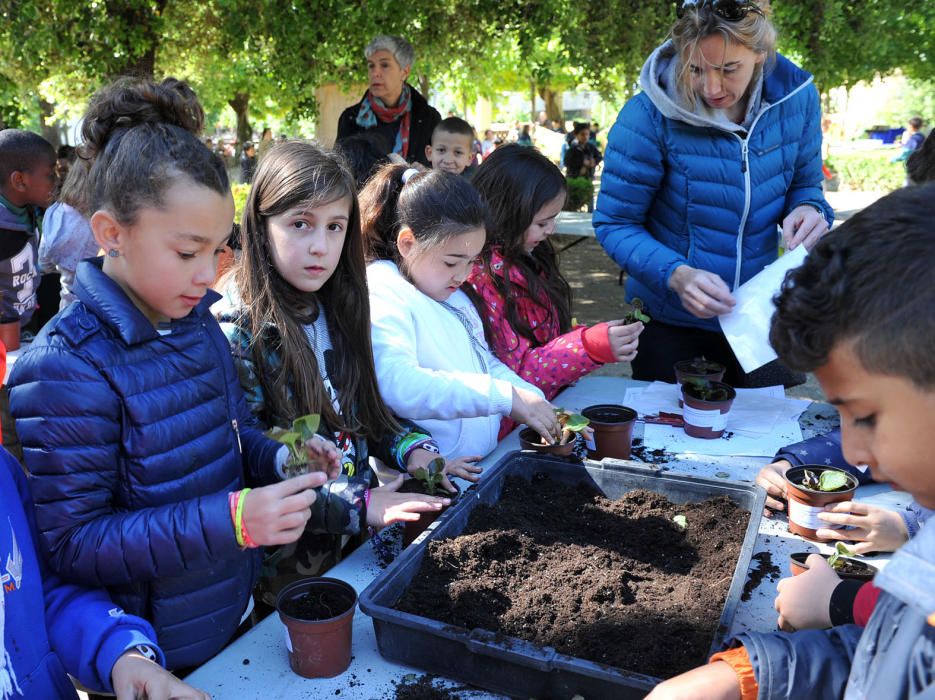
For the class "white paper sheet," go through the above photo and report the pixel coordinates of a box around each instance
[718,245,809,373]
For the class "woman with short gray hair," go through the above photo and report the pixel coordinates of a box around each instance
[337,35,441,167]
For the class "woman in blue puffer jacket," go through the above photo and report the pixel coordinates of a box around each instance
[594,0,833,386]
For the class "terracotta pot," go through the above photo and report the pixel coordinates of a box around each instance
[789,552,878,582]
[519,427,576,457]
[0,320,20,352]
[581,404,637,460]
[674,360,725,406]
[680,381,736,439]
[276,577,357,678]
[784,466,859,541]
[399,481,460,547]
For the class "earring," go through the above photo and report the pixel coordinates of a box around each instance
[107,249,120,258]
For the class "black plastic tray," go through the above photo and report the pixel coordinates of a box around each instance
[359,453,765,699]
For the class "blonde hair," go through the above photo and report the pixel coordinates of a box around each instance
[672,1,777,105]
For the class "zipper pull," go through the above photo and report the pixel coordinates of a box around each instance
[232,418,243,454]
[741,141,749,173]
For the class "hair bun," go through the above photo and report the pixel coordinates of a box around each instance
[80,77,204,158]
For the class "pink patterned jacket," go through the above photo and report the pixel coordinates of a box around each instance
[468,249,614,407]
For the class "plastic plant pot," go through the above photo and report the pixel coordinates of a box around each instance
[398,480,460,547]
[519,427,577,457]
[789,552,878,583]
[0,319,20,352]
[783,466,859,542]
[276,577,357,678]
[674,360,725,407]
[580,404,637,460]
[680,381,736,439]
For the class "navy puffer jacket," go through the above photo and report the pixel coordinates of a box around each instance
[9,258,280,669]
[594,43,833,331]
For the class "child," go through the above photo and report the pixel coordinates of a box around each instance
[7,77,340,671]
[0,443,208,700]
[647,183,935,699]
[0,129,55,330]
[425,117,475,176]
[361,164,561,458]
[891,116,925,163]
[468,144,642,405]
[240,140,257,184]
[215,141,474,595]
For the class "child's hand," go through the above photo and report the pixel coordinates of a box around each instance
[645,661,742,700]
[815,501,909,554]
[112,648,211,700]
[301,434,343,480]
[774,554,839,631]
[241,472,325,546]
[366,474,451,528]
[604,319,643,362]
[782,205,828,251]
[755,459,792,515]
[444,454,483,485]
[510,387,560,445]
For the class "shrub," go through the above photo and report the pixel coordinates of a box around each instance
[564,176,594,211]
[231,183,250,223]
[825,150,905,192]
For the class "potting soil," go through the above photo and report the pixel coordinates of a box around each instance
[394,474,749,679]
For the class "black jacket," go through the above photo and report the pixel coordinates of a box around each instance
[337,84,440,167]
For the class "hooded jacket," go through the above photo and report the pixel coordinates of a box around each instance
[8,258,280,669]
[594,42,833,331]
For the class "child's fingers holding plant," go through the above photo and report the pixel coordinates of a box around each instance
[240,472,324,546]
[301,434,343,479]
[511,387,560,444]
[366,474,451,527]
[755,460,792,515]
[443,455,484,485]
[605,319,643,362]
[815,501,909,554]
[774,554,838,631]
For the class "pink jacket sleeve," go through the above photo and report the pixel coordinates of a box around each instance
[470,269,603,402]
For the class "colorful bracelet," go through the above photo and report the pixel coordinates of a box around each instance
[228,491,240,545]
[234,488,250,548]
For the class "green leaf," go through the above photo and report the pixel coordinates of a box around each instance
[835,542,856,557]
[673,514,688,530]
[292,414,321,441]
[413,467,429,482]
[562,413,590,432]
[426,457,446,477]
[819,470,849,492]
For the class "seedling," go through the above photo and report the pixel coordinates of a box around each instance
[672,514,688,530]
[826,542,857,571]
[682,378,731,402]
[800,469,850,492]
[623,298,651,324]
[413,457,447,496]
[266,414,322,478]
[546,409,591,446]
[682,356,724,375]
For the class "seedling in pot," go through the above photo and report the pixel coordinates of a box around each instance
[547,409,591,446]
[682,378,732,402]
[683,356,724,375]
[413,457,448,496]
[826,542,857,571]
[800,468,850,492]
[623,298,651,325]
[266,414,322,478]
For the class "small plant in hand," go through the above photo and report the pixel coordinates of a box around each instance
[545,409,590,446]
[412,457,449,496]
[622,298,651,324]
[682,378,732,402]
[800,468,851,492]
[266,414,322,478]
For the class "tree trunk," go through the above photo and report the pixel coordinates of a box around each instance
[110,0,165,78]
[418,74,429,99]
[228,93,252,150]
[38,99,60,149]
[537,87,563,123]
[529,81,536,123]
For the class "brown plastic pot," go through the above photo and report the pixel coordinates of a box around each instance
[0,319,20,352]
[519,427,576,457]
[784,466,859,542]
[680,381,736,439]
[581,404,637,460]
[674,360,725,406]
[276,577,357,678]
[789,552,878,582]
[398,480,460,547]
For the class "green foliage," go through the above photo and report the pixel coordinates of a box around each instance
[672,514,688,530]
[826,151,905,192]
[563,177,594,211]
[800,469,850,492]
[827,542,857,570]
[266,413,321,476]
[623,298,651,325]
[413,457,446,496]
[231,183,250,223]
[682,378,731,403]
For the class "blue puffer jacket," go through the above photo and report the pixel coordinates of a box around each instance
[733,518,935,698]
[594,42,833,331]
[8,258,281,669]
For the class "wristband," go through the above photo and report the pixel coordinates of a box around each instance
[131,644,159,662]
[234,488,250,548]
[229,491,242,546]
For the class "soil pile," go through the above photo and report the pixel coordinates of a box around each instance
[395,474,749,678]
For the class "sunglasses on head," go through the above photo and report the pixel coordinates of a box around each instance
[677,0,765,21]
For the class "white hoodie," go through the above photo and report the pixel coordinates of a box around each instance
[367,260,543,458]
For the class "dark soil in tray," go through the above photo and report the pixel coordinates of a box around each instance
[394,474,750,679]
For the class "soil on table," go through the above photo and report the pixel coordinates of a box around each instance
[742,551,781,601]
[394,474,750,679]
[279,588,353,621]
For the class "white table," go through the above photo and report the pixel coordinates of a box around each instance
[185,377,902,699]
[554,212,595,253]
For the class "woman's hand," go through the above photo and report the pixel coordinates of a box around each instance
[510,387,560,445]
[604,319,643,362]
[815,501,909,554]
[755,459,792,515]
[774,554,839,631]
[668,265,736,318]
[300,435,343,480]
[241,472,326,546]
[645,661,742,700]
[112,649,211,700]
[366,474,451,528]
[782,205,828,251]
